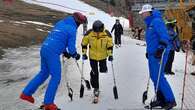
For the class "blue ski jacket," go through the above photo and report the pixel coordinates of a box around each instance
[42,16,78,55]
[144,10,171,55]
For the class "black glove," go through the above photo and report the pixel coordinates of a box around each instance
[154,41,167,59]
[108,56,113,61]
[159,41,167,48]
[82,54,88,60]
[63,52,71,59]
[155,48,164,59]
[71,52,80,60]
[145,53,148,59]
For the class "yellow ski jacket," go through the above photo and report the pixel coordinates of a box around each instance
[81,29,113,61]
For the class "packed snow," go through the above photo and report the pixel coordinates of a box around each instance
[0,20,4,23]
[10,21,27,25]
[23,21,53,27]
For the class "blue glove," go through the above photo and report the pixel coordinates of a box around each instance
[82,54,88,60]
[108,56,113,61]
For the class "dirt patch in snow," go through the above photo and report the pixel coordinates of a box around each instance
[0,0,69,58]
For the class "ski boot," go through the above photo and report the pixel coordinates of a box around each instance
[157,91,166,107]
[92,88,100,104]
[163,101,177,110]
[145,91,166,109]
[145,100,164,109]
[20,93,35,104]
[44,103,60,110]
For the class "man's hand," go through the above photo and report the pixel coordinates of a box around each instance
[108,56,113,61]
[82,54,88,60]
[63,52,71,59]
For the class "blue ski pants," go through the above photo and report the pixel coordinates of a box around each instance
[148,49,175,102]
[23,46,61,104]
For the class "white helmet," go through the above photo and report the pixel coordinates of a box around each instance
[139,4,153,14]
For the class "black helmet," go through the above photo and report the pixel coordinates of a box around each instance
[92,20,104,32]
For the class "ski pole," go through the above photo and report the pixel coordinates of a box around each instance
[142,75,150,104]
[81,60,91,90]
[181,41,190,110]
[62,56,73,101]
[149,49,166,109]
[78,60,85,98]
[147,49,166,109]
[75,60,91,98]
[155,49,166,98]
[111,61,118,99]
[75,60,91,90]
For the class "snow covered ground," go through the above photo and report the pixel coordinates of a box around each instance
[0,0,188,109]
[22,0,129,30]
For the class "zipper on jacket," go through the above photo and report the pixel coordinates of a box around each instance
[101,39,102,48]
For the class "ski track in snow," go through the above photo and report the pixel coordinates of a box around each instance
[0,0,187,109]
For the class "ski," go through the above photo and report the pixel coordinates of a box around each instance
[31,105,61,110]
[144,105,177,110]
[32,108,61,110]
[136,43,146,46]
[144,105,163,109]
[92,96,99,104]
[26,108,42,110]
[25,105,43,110]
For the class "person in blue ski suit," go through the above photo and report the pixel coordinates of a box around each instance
[20,12,87,110]
[139,4,176,109]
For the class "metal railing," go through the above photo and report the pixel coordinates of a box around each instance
[131,1,195,11]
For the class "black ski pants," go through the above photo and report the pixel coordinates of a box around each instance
[114,34,121,45]
[90,59,107,89]
[165,50,175,73]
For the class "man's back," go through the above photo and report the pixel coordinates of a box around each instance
[42,16,77,55]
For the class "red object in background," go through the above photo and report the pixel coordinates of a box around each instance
[128,12,133,28]
[3,0,14,6]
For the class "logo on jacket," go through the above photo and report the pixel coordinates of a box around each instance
[148,26,153,30]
